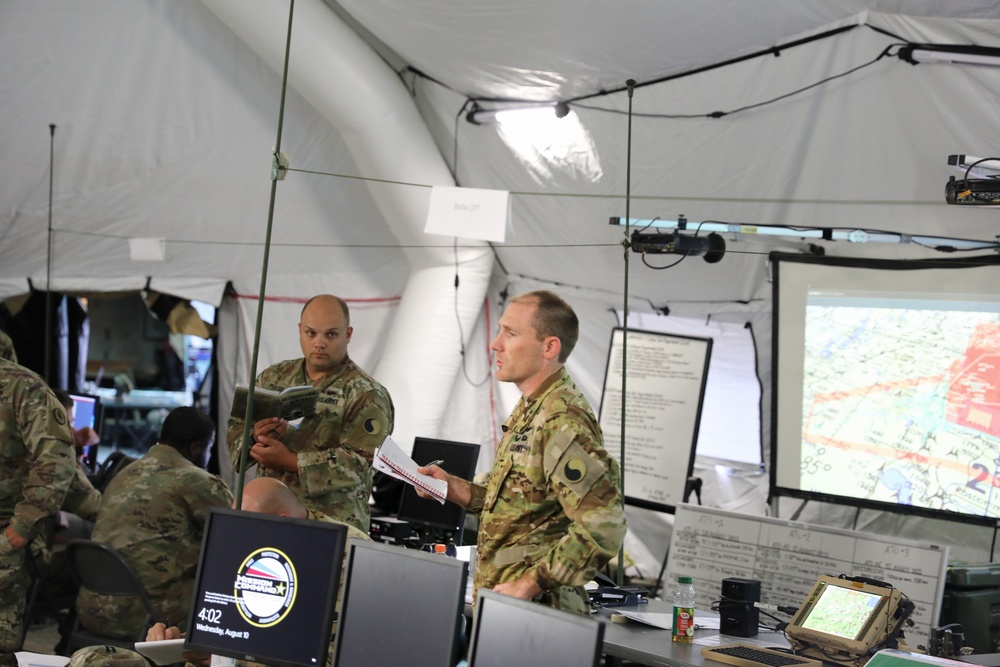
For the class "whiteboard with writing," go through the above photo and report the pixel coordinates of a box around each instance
[665,504,948,649]
[598,328,712,512]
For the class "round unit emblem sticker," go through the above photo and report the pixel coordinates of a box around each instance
[234,548,297,627]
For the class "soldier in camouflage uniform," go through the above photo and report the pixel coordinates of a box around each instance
[421,291,627,613]
[227,295,393,533]
[77,406,233,639]
[0,358,76,667]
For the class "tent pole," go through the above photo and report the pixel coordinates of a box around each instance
[617,79,636,588]
[234,0,296,510]
[44,123,56,383]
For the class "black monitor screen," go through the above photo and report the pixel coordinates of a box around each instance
[185,508,348,667]
[468,590,605,667]
[332,540,467,667]
[396,437,480,543]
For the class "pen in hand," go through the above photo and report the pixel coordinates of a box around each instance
[424,459,444,468]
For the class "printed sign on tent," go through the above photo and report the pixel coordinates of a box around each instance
[424,186,512,243]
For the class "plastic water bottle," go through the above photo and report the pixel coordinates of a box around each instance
[672,575,696,643]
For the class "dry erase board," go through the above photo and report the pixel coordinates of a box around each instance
[665,504,949,649]
[598,328,712,512]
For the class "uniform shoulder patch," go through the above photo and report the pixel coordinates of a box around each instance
[53,407,67,425]
[551,440,607,507]
[363,417,382,436]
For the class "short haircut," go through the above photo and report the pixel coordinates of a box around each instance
[301,294,350,325]
[511,290,579,363]
[159,406,215,450]
[52,388,73,410]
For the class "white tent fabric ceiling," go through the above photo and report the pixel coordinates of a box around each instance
[3,0,1000,562]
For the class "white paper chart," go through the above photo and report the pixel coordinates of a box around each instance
[665,503,949,649]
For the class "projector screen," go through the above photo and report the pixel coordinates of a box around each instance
[771,253,1000,525]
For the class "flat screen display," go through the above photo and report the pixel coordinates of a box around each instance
[185,508,347,667]
[468,589,604,667]
[771,253,1000,525]
[786,575,904,663]
[68,393,101,432]
[69,393,102,468]
[396,437,480,543]
[331,540,467,667]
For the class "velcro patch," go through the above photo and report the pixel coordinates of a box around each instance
[552,441,606,506]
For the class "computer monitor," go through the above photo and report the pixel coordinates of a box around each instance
[184,507,348,667]
[786,575,911,665]
[468,589,605,667]
[68,393,102,469]
[396,437,480,545]
[331,539,468,667]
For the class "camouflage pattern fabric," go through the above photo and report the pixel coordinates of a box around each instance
[62,461,102,522]
[68,645,149,667]
[227,357,394,533]
[77,444,234,639]
[468,367,627,614]
[0,358,76,665]
[0,330,15,364]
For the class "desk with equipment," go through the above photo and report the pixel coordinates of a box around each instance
[664,504,948,651]
[96,388,192,452]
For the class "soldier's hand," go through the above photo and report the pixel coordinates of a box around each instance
[252,417,287,441]
[146,623,181,641]
[73,426,100,449]
[493,574,542,601]
[4,524,27,550]
[146,622,211,666]
[250,436,297,472]
[417,465,472,508]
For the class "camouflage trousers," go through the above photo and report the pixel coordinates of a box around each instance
[76,583,192,640]
[0,533,26,667]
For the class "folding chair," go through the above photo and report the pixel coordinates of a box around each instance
[63,539,155,655]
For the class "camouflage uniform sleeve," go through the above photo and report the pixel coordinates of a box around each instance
[10,386,76,541]
[61,463,102,522]
[226,410,252,473]
[467,482,487,513]
[528,417,627,591]
[186,473,235,528]
[297,385,393,497]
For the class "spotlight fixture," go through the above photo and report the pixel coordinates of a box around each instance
[899,44,1000,67]
[630,230,726,263]
[466,101,570,125]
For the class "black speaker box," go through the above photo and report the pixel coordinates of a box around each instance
[720,577,761,637]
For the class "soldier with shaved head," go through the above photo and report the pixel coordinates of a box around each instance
[226,294,394,533]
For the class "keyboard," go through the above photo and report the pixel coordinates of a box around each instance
[701,644,824,667]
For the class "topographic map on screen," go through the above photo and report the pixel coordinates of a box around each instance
[801,293,1000,518]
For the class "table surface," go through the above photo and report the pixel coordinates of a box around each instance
[597,601,792,667]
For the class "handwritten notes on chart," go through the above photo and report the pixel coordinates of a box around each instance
[665,504,949,648]
[598,328,712,511]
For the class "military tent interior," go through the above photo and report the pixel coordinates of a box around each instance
[3,0,1000,585]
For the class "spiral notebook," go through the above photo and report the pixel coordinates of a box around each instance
[373,436,448,503]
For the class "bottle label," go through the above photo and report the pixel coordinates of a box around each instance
[673,605,695,639]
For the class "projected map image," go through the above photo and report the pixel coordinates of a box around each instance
[801,302,1000,518]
